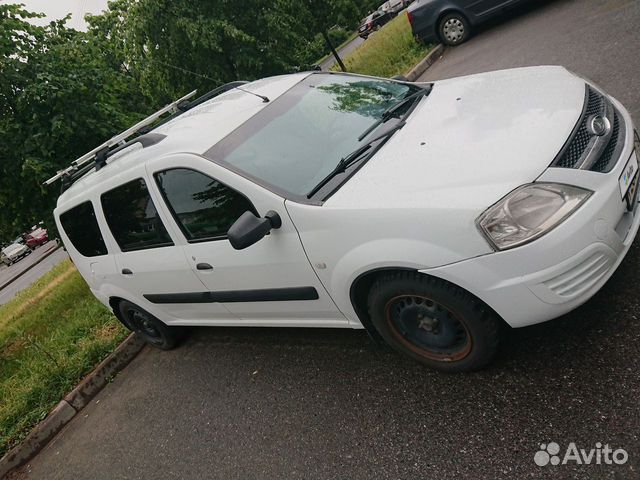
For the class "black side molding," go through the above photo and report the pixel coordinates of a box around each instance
[144,286,319,304]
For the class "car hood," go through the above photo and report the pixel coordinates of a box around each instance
[326,66,585,212]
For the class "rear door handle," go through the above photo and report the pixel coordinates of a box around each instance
[196,263,213,270]
[121,268,133,275]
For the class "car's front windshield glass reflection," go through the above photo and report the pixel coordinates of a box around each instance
[205,73,417,198]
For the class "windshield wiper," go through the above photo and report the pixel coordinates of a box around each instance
[307,121,406,199]
[357,86,431,142]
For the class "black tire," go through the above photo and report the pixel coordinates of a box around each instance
[367,272,502,372]
[438,12,470,46]
[117,300,184,350]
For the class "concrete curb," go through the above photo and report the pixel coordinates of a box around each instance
[0,333,146,479]
[405,43,445,81]
[0,242,62,292]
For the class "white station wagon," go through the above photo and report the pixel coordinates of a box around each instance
[49,67,639,371]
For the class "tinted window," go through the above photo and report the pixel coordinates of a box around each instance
[59,201,108,257]
[205,74,416,198]
[101,179,173,252]
[155,168,255,241]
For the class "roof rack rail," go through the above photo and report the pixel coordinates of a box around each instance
[136,81,249,135]
[60,133,168,192]
[44,89,197,186]
[45,80,252,188]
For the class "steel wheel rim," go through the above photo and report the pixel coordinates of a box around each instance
[385,295,472,361]
[443,18,464,42]
[127,308,163,345]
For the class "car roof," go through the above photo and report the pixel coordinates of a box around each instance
[56,72,311,210]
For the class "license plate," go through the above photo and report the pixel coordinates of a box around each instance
[625,171,639,210]
[619,153,638,200]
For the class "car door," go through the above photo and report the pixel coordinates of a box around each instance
[148,153,346,327]
[97,164,237,322]
[465,0,521,17]
[462,0,504,16]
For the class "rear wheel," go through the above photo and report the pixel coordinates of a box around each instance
[367,272,502,372]
[118,300,184,350]
[438,12,470,46]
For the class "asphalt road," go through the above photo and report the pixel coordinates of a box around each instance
[319,35,365,71]
[418,0,640,122]
[0,248,69,305]
[12,0,640,478]
[0,242,68,305]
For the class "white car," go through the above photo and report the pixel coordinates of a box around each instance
[1,242,31,266]
[49,67,639,371]
[380,0,406,15]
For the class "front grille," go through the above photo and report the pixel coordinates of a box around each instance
[551,86,625,173]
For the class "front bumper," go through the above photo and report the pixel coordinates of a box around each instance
[422,99,639,328]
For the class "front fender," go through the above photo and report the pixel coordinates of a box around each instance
[328,238,464,324]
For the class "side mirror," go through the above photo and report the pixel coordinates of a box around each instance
[227,210,282,250]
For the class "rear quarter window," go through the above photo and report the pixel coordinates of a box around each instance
[101,178,174,252]
[59,201,108,257]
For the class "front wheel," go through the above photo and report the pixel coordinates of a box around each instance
[368,272,502,372]
[118,300,184,350]
[438,12,470,46]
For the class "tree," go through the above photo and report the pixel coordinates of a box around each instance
[0,3,148,240]
[300,0,360,71]
[102,0,312,103]
[0,0,379,241]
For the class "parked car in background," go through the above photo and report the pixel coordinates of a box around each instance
[380,0,407,16]
[1,242,31,266]
[358,9,394,39]
[408,0,528,46]
[25,227,48,249]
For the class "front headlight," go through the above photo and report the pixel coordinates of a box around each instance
[477,183,592,251]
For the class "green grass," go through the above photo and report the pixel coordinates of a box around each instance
[335,14,432,78]
[0,260,127,457]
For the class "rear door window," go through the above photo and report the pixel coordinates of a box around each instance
[154,168,256,242]
[59,201,108,257]
[101,178,174,252]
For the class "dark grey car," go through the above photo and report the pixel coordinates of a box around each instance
[407,0,527,45]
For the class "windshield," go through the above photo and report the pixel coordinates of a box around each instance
[204,73,419,199]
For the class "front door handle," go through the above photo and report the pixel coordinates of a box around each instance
[122,268,133,275]
[196,263,213,270]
